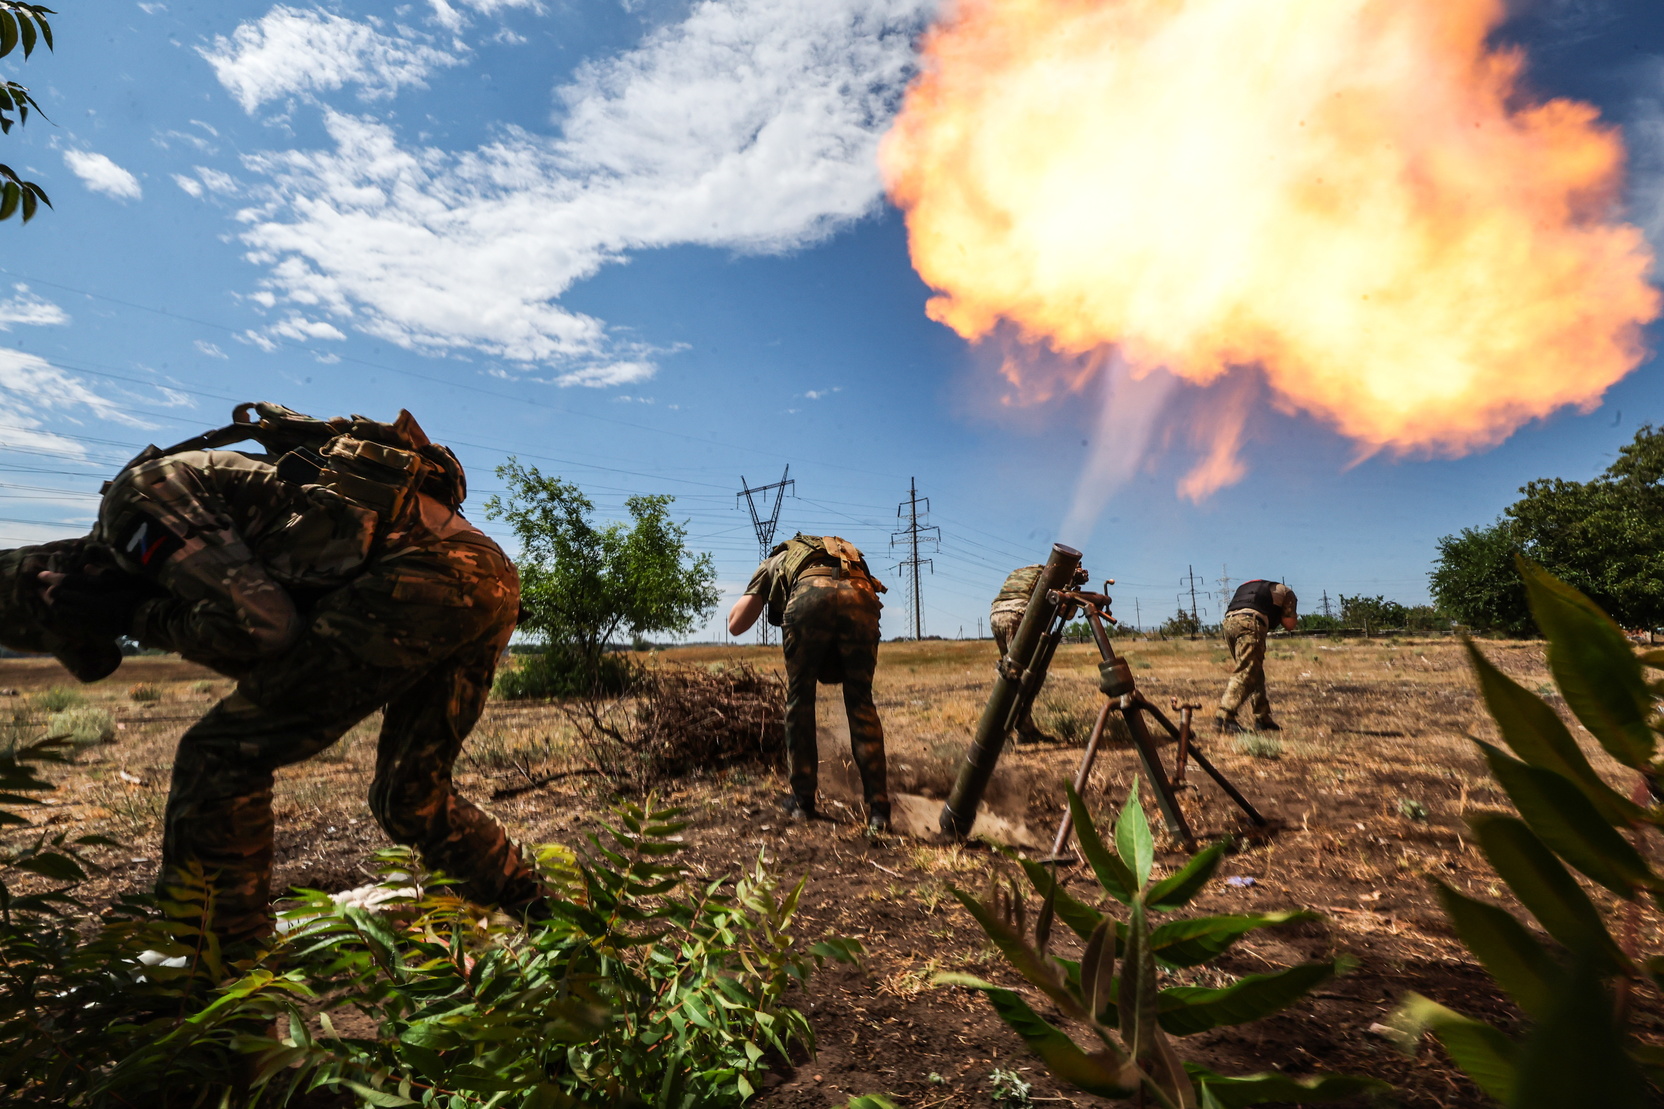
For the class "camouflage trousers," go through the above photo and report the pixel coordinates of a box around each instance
[1217,610,1274,725]
[990,608,1044,739]
[781,572,887,809]
[159,537,541,945]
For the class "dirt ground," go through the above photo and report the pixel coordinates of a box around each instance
[5,634,1660,1108]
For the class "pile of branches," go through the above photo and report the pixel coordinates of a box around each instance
[569,663,786,792]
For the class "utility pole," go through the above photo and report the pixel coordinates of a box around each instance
[891,477,940,640]
[737,466,794,645]
[1186,565,1201,627]
[1134,598,1141,632]
[977,616,983,640]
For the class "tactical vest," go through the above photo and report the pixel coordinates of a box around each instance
[1228,579,1283,624]
[113,402,467,531]
[994,565,1043,608]
[765,534,885,626]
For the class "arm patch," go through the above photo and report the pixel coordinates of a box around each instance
[115,512,185,575]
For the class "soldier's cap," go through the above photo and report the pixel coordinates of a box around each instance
[1271,583,1298,620]
[0,542,124,683]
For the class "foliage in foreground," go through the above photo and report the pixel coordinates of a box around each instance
[0,2,53,223]
[1,755,858,1107]
[939,782,1385,1108]
[1390,560,1664,1107]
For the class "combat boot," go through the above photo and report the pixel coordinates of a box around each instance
[866,801,891,835]
[781,793,816,821]
[1214,714,1244,735]
[1253,718,1282,732]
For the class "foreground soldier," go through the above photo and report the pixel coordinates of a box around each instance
[1215,579,1298,734]
[988,564,1053,743]
[728,534,889,832]
[0,403,545,944]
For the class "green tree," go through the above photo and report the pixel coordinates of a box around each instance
[1430,521,1532,635]
[1159,608,1199,637]
[485,459,719,686]
[0,4,54,223]
[1339,594,1409,630]
[1432,425,1664,634]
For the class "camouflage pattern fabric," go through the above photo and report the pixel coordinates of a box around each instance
[90,449,539,944]
[1217,610,1275,726]
[779,571,887,809]
[95,450,379,668]
[991,567,1046,740]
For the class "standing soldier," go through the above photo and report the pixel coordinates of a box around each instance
[728,533,889,832]
[988,564,1053,743]
[1215,579,1298,734]
[0,403,547,945]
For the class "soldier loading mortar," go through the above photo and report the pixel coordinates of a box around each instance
[943,543,1267,856]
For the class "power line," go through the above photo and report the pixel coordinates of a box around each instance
[736,467,794,646]
[891,477,939,641]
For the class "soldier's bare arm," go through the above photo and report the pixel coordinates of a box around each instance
[728,593,764,635]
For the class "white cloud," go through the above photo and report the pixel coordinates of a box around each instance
[0,287,68,330]
[555,361,657,388]
[201,6,462,114]
[803,386,842,400]
[62,150,142,200]
[0,348,141,460]
[269,315,347,341]
[173,173,204,197]
[234,0,931,380]
[195,339,228,358]
[196,167,240,195]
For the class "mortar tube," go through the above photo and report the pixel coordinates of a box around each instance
[940,543,1083,837]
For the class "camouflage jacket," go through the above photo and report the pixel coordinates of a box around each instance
[94,449,381,661]
[990,564,1043,618]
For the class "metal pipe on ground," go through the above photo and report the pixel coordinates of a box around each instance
[939,543,1082,838]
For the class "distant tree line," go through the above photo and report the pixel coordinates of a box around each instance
[1430,425,1664,635]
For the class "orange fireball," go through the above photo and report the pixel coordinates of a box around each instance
[881,0,1659,499]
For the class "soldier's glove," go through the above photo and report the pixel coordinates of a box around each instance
[38,571,161,639]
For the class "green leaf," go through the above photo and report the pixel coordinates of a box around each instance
[1067,784,1137,904]
[1386,994,1516,1102]
[1185,1065,1390,1108]
[1468,813,1629,972]
[16,10,33,57]
[1476,740,1655,899]
[0,13,16,59]
[1146,841,1227,911]
[1149,911,1318,969]
[971,983,1135,1097]
[0,180,18,221]
[1118,899,1160,1059]
[1518,557,1655,770]
[1014,853,1106,940]
[1514,957,1649,1109]
[1464,639,1641,825]
[1116,779,1155,889]
[1079,918,1116,1023]
[1157,962,1335,1035]
[14,851,85,881]
[951,888,1084,1020]
[1431,881,1556,1018]
[337,1079,418,1106]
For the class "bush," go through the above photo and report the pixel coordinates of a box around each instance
[1389,559,1664,1104]
[34,686,82,712]
[45,706,114,747]
[1035,693,1099,745]
[127,683,161,703]
[493,644,638,700]
[939,782,1384,1106]
[1235,733,1283,760]
[0,755,861,1106]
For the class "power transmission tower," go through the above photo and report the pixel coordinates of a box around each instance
[1216,564,1233,612]
[737,466,794,645]
[891,477,940,640]
[1186,565,1202,626]
[1321,590,1333,619]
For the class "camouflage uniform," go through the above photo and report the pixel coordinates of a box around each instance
[89,443,539,944]
[1217,581,1297,731]
[745,535,887,816]
[990,565,1046,740]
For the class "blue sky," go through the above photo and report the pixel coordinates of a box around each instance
[0,0,1661,641]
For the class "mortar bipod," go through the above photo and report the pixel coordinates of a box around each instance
[1046,590,1268,861]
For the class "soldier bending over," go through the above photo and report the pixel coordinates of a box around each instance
[1215,579,1298,735]
[0,403,546,944]
[728,534,890,832]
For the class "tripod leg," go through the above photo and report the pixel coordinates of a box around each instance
[1050,699,1114,858]
[1187,742,1268,826]
[1122,704,1198,851]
